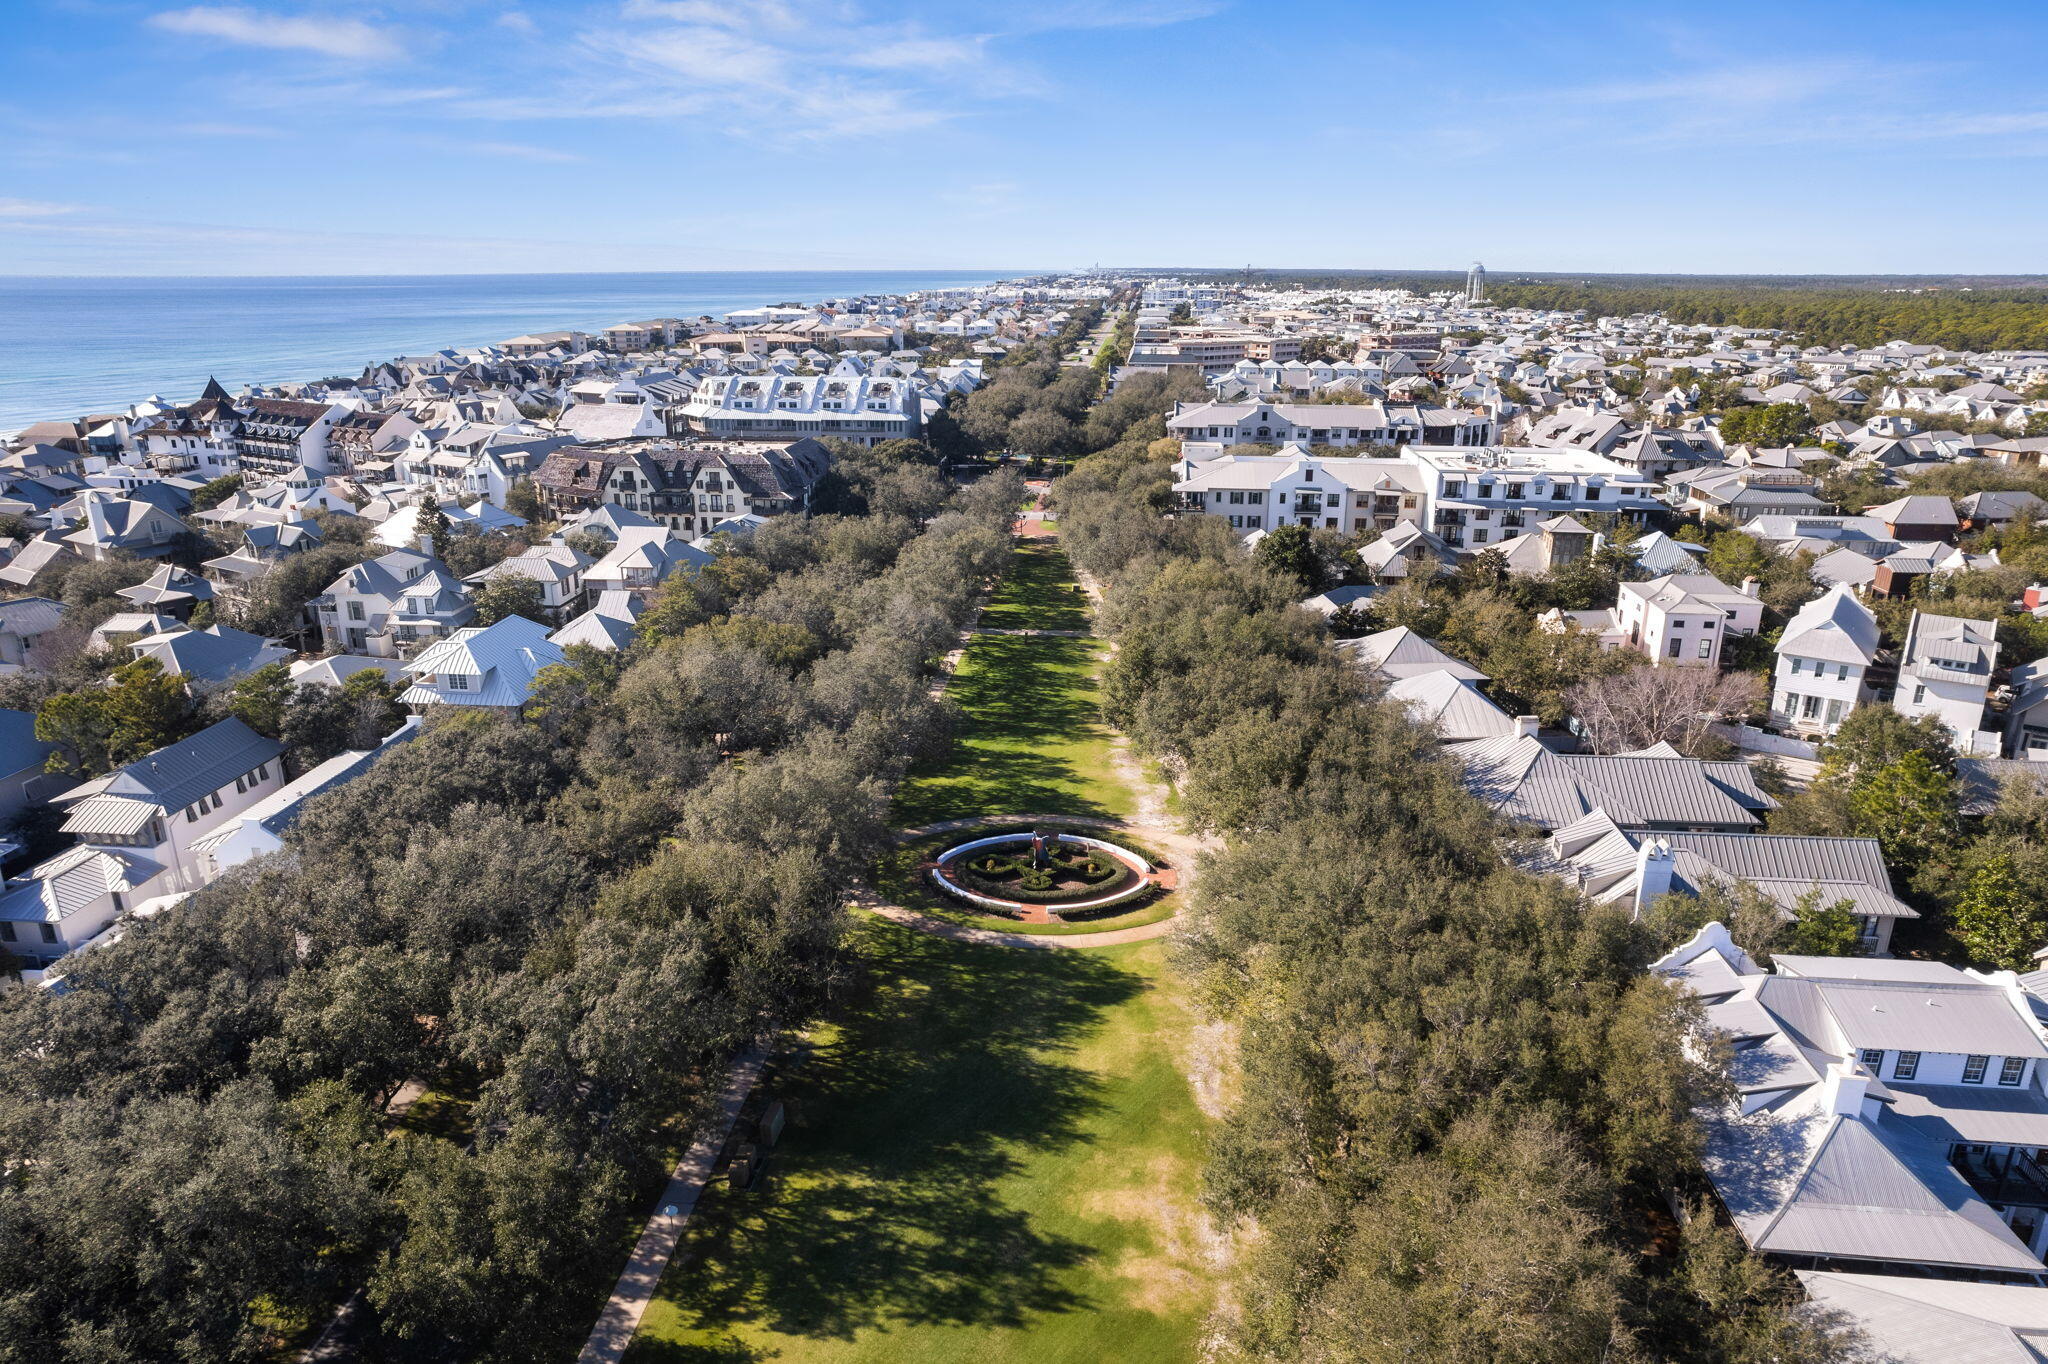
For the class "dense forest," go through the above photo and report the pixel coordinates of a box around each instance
[0,438,1047,1358]
[1163,268,2048,352]
[1047,441,1858,1362]
[1490,282,2048,353]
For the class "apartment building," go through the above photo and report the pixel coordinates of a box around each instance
[1168,400,1497,458]
[680,373,920,445]
[1404,446,1663,550]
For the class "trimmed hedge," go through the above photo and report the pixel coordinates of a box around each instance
[952,840,1139,904]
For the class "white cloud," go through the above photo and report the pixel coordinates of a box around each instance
[149,6,401,61]
[472,141,584,163]
[0,197,81,218]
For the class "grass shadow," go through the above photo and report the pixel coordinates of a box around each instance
[976,542,1092,633]
[892,635,1126,826]
[631,922,1144,1352]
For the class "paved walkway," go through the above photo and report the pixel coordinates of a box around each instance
[575,1044,768,1364]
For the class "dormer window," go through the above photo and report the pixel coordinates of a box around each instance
[446,673,471,691]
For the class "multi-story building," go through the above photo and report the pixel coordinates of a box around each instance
[1772,584,1881,736]
[315,548,474,657]
[1168,400,1497,458]
[531,437,832,536]
[0,719,285,976]
[233,399,340,476]
[1656,926,2048,1274]
[1614,573,1764,668]
[1172,450,1427,534]
[1171,442,1662,546]
[1124,330,1302,372]
[1402,446,1663,550]
[1895,610,2001,754]
[680,374,919,445]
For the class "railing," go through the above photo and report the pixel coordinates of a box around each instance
[1955,1147,2048,1208]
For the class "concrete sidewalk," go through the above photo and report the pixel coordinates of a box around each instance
[575,1044,768,1364]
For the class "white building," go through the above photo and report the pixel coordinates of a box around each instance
[1656,924,2048,1271]
[1895,610,2002,755]
[1405,447,1664,550]
[1173,448,1426,534]
[399,616,566,710]
[1772,584,1881,736]
[0,719,285,974]
[315,549,476,658]
[1167,399,1496,459]
[1614,573,1764,668]
[192,719,420,873]
[680,373,920,446]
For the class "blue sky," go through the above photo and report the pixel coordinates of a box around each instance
[5,0,2048,276]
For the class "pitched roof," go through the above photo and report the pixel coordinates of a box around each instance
[1798,1271,2048,1364]
[400,615,565,708]
[1777,584,1881,665]
[1336,625,1487,681]
[1452,733,1773,830]
[53,717,283,826]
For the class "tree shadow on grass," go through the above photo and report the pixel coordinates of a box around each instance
[632,923,1142,1357]
[977,545,1091,634]
[893,635,1120,824]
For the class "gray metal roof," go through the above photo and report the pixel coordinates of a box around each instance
[1757,976,2048,1058]
[1338,626,1487,681]
[1455,734,1773,830]
[1799,1271,2048,1364]
[1711,1108,2043,1271]
[1888,1083,2048,1149]
[54,717,283,816]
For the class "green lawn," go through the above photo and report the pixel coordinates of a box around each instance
[975,540,1092,633]
[891,543,1133,828]
[624,922,1218,1364]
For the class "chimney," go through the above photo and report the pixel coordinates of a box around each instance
[1740,576,1761,599]
[1633,837,1676,916]
[1515,715,1540,739]
[84,492,110,540]
[2026,584,2048,612]
[1820,1059,1876,1120]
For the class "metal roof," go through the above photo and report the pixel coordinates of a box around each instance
[1757,976,2048,1059]
[53,717,283,816]
[1799,1271,2048,1364]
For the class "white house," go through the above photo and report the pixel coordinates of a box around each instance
[316,549,473,657]
[1655,924,2048,1270]
[1895,610,2002,755]
[1772,584,1881,736]
[584,527,713,597]
[1614,573,1763,668]
[399,616,566,710]
[463,544,591,623]
[0,718,285,972]
[191,718,420,873]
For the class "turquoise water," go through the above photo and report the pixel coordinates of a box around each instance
[0,270,1013,431]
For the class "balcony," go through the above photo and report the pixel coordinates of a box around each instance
[1954,1146,2048,1208]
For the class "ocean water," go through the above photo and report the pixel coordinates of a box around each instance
[0,270,1012,433]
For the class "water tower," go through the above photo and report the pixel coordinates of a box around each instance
[1465,261,1487,304]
